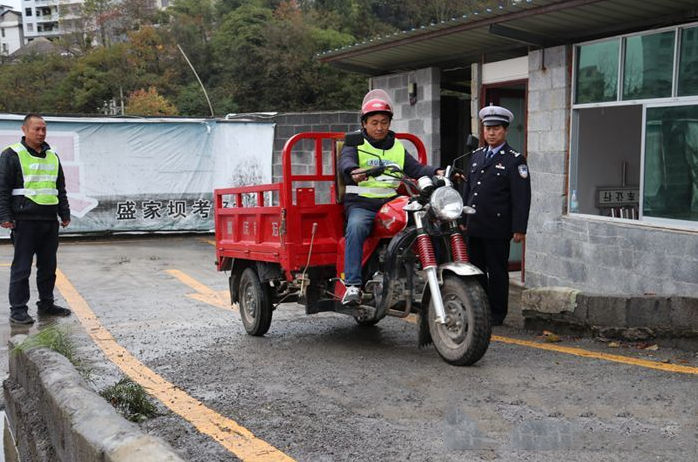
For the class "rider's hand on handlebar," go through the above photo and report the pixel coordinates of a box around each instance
[351,168,367,183]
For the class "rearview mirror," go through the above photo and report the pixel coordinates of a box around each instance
[465,134,479,151]
[344,130,364,147]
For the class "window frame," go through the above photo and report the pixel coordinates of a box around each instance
[570,21,698,230]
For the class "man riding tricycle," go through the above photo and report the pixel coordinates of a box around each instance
[214,90,491,366]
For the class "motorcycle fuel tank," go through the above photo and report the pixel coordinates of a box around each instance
[373,196,409,238]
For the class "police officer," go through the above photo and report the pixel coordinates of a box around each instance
[0,114,71,324]
[460,105,531,326]
[338,89,443,305]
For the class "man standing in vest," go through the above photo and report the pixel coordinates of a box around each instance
[338,89,444,305]
[0,114,71,324]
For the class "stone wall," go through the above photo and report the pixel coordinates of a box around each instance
[524,46,698,297]
[4,335,183,462]
[271,111,360,184]
[370,67,441,165]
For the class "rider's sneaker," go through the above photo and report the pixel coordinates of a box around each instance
[342,286,362,306]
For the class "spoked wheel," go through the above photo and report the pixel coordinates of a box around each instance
[428,276,491,366]
[238,267,272,336]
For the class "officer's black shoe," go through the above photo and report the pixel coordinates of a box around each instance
[38,304,72,317]
[10,311,35,325]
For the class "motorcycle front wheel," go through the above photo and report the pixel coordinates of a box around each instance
[428,276,491,366]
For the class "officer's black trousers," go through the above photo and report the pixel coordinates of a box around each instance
[9,220,59,312]
[467,236,511,325]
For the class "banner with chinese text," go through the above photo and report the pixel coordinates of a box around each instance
[0,116,274,234]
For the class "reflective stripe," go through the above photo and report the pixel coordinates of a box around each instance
[12,188,59,196]
[345,185,398,197]
[29,163,57,171]
[23,174,58,182]
[374,175,401,186]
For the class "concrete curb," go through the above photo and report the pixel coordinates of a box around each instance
[3,335,185,462]
[522,288,698,350]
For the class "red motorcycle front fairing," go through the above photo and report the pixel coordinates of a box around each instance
[334,195,410,298]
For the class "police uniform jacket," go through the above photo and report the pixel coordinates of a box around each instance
[461,142,531,239]
[0,138,70,223]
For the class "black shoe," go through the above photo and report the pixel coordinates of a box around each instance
[38,304,71,317]
[10,311,35,325]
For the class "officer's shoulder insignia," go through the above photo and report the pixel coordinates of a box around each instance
[518,164,529,178]
[509,148,521,157]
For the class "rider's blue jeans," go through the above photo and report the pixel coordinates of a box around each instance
[344,207,376,286]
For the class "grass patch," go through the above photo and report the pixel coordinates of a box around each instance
[13,325,77,361]
[13,324,93,381]
[100,378,159,422]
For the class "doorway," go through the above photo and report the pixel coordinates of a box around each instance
[482,82,527,273]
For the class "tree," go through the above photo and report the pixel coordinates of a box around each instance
[210,2,364,112]
[125,87,179,115]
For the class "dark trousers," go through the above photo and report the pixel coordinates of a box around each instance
[9,220,59,312]
[468,236,511,324]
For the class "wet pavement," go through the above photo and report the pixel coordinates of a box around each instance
[1,236,697,462]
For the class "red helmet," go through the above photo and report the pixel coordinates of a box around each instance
[361,89,394,121]
[361,98,393,120]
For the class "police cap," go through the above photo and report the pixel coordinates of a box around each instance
[478,105,514,127]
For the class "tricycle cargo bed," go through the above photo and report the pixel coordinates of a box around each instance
[214,132,427,279]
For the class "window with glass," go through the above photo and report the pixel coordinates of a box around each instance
[623,31,675,100]
[571,23,698,227]
[678,26,698,97]
[575,39,619,104]
[643,104,698,222]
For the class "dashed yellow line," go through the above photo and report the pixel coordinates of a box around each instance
[199,237,216,246]
[55,269,296,462]
[166,269,233,310]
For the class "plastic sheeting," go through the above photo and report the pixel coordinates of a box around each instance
[0,115,274,234]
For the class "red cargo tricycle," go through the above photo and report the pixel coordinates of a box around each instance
[214,132,490,366]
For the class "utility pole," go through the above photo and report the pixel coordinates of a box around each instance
[177,44,215,118]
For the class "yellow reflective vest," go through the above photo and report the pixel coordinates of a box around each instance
[348,139,405,199]
[8,143,59,205]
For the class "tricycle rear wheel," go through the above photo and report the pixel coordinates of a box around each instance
[238,267,272,336]
[428,276,491,366]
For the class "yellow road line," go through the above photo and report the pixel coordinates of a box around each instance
[0,263,10,267]
[404,314,697,374]
[55,269,296,462]
[199,237,216,246]
[491,335,698,375]
[166,269,233,310]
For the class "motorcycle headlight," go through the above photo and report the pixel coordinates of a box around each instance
[429,186,463,221]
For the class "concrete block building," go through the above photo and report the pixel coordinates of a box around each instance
[319,0,698,297]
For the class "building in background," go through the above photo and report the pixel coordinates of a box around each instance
[0,6,23,56]
[320,0,698,298]
[19,0,168,45]
[20,0,83,43]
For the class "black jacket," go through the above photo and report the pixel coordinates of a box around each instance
[338,130,439,214]
[0,138,70,222]
[460,142,531,239]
